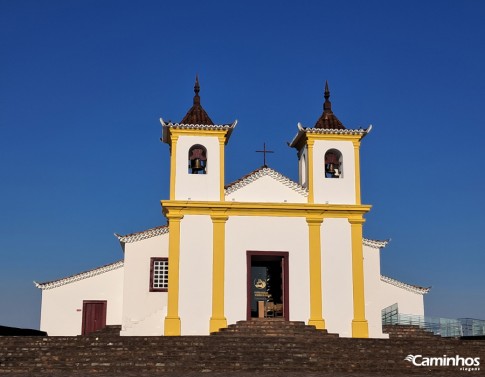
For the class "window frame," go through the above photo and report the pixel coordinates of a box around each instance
[149,257,169,292]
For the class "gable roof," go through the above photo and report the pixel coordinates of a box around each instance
[224,166,308,197]
[34,260,124,290]
[381,274,430,295]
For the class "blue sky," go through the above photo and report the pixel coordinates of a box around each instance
[1,0,484,329]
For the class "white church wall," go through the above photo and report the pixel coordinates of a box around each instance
[312,140,356,204]
[121,234,168,336]
[225,216,310,326]
[379,279,425,317]
[225,175,306,203]
[175,135,221,201]
[363,244,388,338]
[321,218,354,337]
[179,215,213,335]
[40,267,123,336]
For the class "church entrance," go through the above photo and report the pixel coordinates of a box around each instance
[246,251,289,321]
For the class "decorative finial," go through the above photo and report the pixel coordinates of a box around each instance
[324,80,332,112]
[193,74,200,104]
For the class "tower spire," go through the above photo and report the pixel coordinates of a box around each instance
[193,75,200,105]
[323,80,332,112]
[180,75,214,125]
[313,80,345,129]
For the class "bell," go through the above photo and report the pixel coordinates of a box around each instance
[191,158,203,171]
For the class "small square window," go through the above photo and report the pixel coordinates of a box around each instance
[150,257,168,292]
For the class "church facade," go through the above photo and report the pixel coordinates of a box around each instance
[36,79,429,338]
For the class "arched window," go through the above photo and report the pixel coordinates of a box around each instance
[324,149,342,178]
[188,144,207,174]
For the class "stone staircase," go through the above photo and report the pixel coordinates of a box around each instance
[1,321,484,375]
[212,318,340,338]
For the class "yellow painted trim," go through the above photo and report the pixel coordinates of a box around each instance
[164,212,183,336]
[169,128,229,139]
[307,140,314,203]
[210,213,228,333]
[306,217,325,329]
[306,133,365,143]
[162,200,371,218]
[353,141,361,205]
[169,135,179,200]
[349,216,369,338]
[219,137,225,201]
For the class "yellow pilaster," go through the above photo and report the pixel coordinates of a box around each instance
[353,141,361,205]
[306,217,325,329]
[164,212,183,336]
[210,213,228,333]
[218,137,225,201]
[349,217,368,338]
[169,134,179,200]
[307,140,315,204]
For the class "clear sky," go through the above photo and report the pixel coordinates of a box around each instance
[1,0,484,329]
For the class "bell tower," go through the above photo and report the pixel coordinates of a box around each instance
[161,76,237,201]
[290,82,372,338]
[290,81,371,205]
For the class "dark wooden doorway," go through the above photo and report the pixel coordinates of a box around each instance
[82,300,107,335]
[247,251,289,321]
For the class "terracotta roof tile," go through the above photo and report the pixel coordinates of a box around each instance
[34,260,124,290]
[381,275,430,295]
[115,225,168,244]
[224,166,308,197]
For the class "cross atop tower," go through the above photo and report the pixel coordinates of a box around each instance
[255,142,274,167]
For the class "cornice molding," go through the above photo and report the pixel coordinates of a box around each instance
[161,200,372,218]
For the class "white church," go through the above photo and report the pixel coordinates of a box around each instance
[36,78,429,338]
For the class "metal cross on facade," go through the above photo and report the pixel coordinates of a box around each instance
[255,142,274,167]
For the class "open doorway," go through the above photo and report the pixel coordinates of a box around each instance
[246,251,289,321]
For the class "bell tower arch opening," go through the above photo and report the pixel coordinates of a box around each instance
[188,144,207,174]
[324,148,343,178]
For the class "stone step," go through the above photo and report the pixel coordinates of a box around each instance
[382,324,442,339]
[88,325,121,336]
